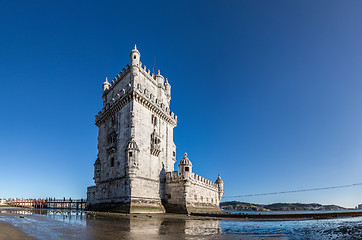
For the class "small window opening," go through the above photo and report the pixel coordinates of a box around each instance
[110,157,114,167]
[134,55,136,59]
[173,151,176,157]
[129,152,133,157]
[185,167,189,171]
[151,115,157,126]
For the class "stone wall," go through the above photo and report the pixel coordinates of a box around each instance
[165,171,222,214]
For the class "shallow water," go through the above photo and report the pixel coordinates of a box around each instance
[1,209,362,239]
[225,209,362,215]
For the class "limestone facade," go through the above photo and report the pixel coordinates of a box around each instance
[87,46,224,213]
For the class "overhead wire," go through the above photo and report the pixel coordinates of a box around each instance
[223,182,362,198]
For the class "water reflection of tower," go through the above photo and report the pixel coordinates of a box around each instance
[83,216,222,240]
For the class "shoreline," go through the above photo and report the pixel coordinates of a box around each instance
[2,206,362,221]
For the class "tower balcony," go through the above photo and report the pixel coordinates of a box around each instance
[151,143,161,157]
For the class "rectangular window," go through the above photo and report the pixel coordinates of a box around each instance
[129,152,133,157]
[173,151,176,157]
[152,115,157,126]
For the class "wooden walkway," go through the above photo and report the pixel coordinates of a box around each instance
[6,198,86,210]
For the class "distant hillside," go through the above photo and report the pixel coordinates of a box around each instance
[220,201,347,212]
[220,201,269,211]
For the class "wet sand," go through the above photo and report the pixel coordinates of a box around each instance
[0,209,288,240]
[0,221,37,240]
[2,208,362,239]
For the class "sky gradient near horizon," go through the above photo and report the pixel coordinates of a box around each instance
[1,0,362,208]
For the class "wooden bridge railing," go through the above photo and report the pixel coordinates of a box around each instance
[5,198,87,210]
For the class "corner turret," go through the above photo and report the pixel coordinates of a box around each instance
[102,77,111,92]
[215,173,224,201]
[126,140,139,176]
[165,78,171,104]
[156,70,165,86]
[130,44,140,66]
[178,152,192,178]
[93,158,101,184]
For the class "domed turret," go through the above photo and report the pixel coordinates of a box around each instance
[126,140,139,171]
[215,173,223,184]
[127,140,139,150]
[130,44,140,66]
[215,173,224,201]
[102,77,111,92]
[179,152,192,178]
[155,70,165,86]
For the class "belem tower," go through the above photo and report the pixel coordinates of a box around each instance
[87,46,224,213]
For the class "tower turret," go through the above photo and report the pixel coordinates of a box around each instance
[93,158,101,184]
[102,77,111,92]
[165,78,171,104]
[178,152,192,179]
[215,173,224,201]
[156,70,165,86]
[126,140,139,176]
[130,44,140,66]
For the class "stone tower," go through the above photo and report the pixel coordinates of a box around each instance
[87,45,177,213]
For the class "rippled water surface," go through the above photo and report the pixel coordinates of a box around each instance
[1,209,362,239]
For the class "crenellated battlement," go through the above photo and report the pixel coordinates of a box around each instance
[103,64,131,95]
[103,61,170,98]
[95,85,177,127]
[191,173,219,189]
[98,47,175,127]
[165,171,219,190]
[95,90,177,127]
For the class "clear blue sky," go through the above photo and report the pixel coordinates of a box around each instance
[1,0,362,208]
